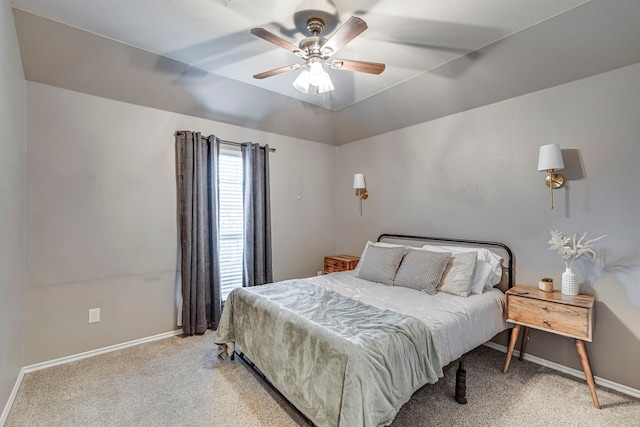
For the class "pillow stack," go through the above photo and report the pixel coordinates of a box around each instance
[355,241,450,294]
[421,244,503,295]
[353,240,503,297]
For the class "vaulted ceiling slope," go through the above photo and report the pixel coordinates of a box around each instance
[11,0,640,145]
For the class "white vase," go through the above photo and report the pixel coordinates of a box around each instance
[562,267,578,295]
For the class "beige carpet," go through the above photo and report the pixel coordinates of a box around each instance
[6,331,640,426]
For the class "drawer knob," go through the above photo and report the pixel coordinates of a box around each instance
[543,319,549,325]
[542,306,549,311]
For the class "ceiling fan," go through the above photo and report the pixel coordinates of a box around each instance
[251,16,385,95]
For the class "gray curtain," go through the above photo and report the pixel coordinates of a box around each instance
[242,143,273,286]
[175,131,222,335]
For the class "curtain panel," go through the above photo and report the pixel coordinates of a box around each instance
[175,131,222,335]
[242,143,273,287]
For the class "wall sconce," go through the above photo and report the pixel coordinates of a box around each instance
[537,144,565,209]
[353,173,368,216]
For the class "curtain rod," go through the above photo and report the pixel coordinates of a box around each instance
[175,131,275,152]
[216,138,276,152]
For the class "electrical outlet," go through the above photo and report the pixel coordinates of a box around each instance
[88,308,100,323]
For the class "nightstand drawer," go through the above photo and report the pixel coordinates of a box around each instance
[507,295,591,340]
[323,255,359,274]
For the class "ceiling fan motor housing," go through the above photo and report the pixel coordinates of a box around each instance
[306,18,325,35]
[300,18,333,57]
[251,15,384,85]
[299,36,330,57]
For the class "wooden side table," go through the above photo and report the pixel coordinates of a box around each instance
[502,284,599,409]
[323,255,360,274]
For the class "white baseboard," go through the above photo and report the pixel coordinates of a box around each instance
[483,341,640,399]
[22,329,182,373]
[0,369,25,427]
[1,329,182,426]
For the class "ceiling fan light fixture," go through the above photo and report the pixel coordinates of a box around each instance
[306,59,334,93]
[315,74,334,94]
[293,69,311,93]
[308,60,325,85]
[252,15,381,97]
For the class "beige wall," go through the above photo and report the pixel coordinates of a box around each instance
[336,63,640,390]
[24,82,336,365]
[0,0,26,415]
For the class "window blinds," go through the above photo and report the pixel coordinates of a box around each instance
[218,149,244,300]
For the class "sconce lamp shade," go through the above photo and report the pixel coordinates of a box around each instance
[537,144,565,210]
[353,173,368,216]
[537,144,565,171]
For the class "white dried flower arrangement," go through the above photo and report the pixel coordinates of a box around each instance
[548,230,606,268]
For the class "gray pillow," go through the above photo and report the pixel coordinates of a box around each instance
[356,245,406,286]
[393,249,452,294]
[354,241,407,274]
[437,251,478,297]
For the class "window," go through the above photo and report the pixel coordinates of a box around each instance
[218,149,243,300]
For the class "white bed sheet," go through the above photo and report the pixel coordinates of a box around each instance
[306,270,508,366]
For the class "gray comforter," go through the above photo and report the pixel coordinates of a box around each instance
[212,279,443,427]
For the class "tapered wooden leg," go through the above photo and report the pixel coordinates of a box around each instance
[518,327,530,361]
[502,324,521,373]
[575,339,600,409]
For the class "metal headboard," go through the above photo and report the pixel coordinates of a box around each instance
[377,233,515,290]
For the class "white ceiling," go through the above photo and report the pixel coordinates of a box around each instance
[10,0,640,144]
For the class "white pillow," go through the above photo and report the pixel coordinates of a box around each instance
[393,248,451,294]
[422,244,503,293]
[356,244,406,286]
[437,252,478,297]
[354,241,408,274]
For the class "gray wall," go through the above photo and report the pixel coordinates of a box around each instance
[24,82,336,365]
[0,0,26,415]
[7,14,640,406]
[336,63,640,390]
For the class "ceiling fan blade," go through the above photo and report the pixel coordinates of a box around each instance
[251,28,300,54]
[253,64,302,79]
[331,59,385,75]
[322,16,368,55]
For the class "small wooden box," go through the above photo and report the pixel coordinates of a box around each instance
[323,255,360,274]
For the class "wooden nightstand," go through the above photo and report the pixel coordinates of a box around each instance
[502,284,599,408]
[323,255,360,274]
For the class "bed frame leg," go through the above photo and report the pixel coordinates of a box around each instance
[455,359,467,404]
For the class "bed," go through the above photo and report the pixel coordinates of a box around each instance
[213,234,514,427]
